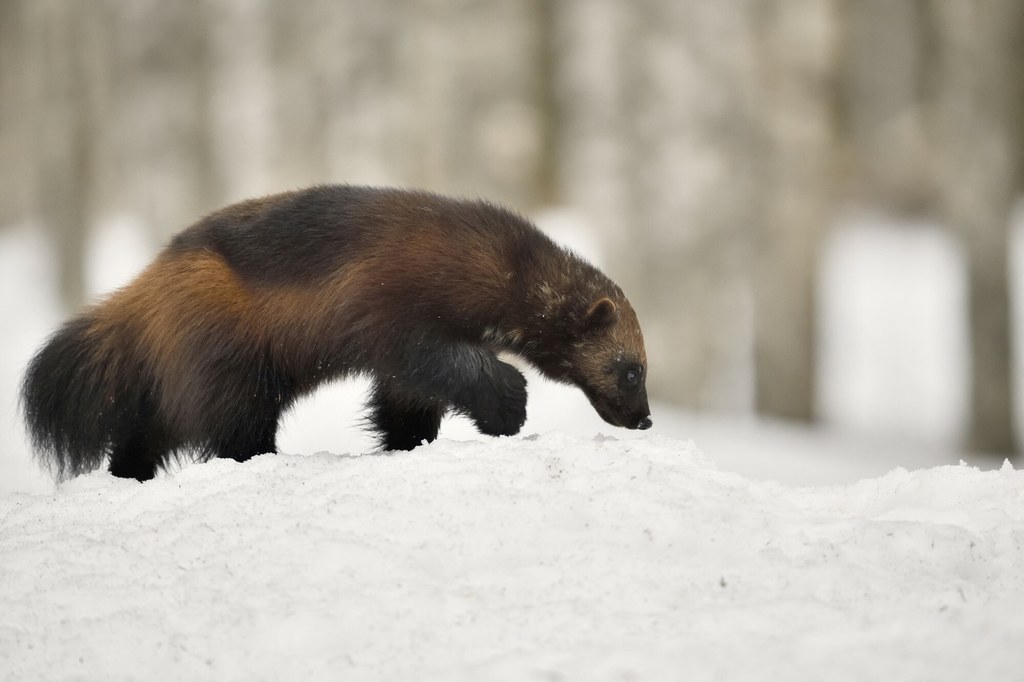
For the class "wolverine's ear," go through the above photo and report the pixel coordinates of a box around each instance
[584,298,618,331]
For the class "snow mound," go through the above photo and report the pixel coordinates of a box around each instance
[2,434,1023,681]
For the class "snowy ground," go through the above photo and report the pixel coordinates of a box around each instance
[3,434,1023,681]
[2,214,1024,679]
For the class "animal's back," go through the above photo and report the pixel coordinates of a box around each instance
[168,185,549,341]
[171,185,532,288]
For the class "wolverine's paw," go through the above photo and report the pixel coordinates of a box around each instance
[471,361,528,437]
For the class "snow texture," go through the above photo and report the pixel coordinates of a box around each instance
[3,434,1023,681]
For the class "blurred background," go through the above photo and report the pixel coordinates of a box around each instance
[2,0,1023,489]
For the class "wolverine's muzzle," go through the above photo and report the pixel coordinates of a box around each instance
[584,386,652,431]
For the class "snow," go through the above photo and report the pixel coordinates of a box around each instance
[2,435,1023,681]
[3,212,1024,679]
[819,212,970,447]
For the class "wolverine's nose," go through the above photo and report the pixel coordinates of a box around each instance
[637,416,653,430]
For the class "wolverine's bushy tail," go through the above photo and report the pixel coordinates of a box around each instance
[20,314,146,480]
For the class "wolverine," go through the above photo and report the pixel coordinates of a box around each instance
[22,185,651,481]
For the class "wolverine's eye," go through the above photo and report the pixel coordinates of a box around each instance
[622,365,641,389]
[610,360,643,391]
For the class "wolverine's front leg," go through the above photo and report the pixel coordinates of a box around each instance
[367,380,444,451]
[447,350,528,437]
[375,342,527,443]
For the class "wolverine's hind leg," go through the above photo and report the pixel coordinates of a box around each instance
[212,401,282,462]
[206,361,292,462]
[107,394,171,482]
[367,381,444,451]
[108,431,168,481]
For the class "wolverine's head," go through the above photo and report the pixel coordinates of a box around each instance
[523,293,651,431]
[569,296,652,430]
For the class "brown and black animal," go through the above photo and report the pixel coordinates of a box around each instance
[22,185,651,481]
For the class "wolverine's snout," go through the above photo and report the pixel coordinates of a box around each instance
[584,386,652,432]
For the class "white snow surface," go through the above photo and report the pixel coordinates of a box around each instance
[3,434,1024,681]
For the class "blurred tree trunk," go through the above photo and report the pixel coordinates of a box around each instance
[533,0,561,206]
[399,0,545,209]
[114,0,222,239]
[555,0,631,239]
[929,2,1023,456]
[0,0,29,228]
[267,0,332,190]
[558,2,759,412]
[837,0,935,211]
[626,2,759,412]
[27,0,93,308]
[750,0,839,422]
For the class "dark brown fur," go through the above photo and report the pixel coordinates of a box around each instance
[22,185,651,481]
